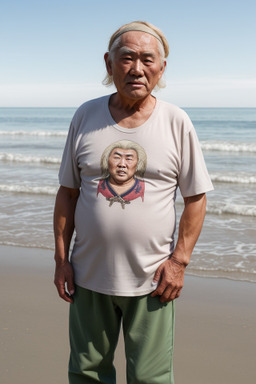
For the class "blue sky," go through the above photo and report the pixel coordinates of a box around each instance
[1,0,256,107]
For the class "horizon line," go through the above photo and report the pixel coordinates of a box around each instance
[1,106,256,109]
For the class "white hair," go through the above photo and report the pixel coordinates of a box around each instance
[100,140,147,179]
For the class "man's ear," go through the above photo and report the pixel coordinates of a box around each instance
[104,52,112,75]
[159,60,166,77]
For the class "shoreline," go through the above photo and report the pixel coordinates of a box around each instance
[1,245,256,384]
[1,243,255,284]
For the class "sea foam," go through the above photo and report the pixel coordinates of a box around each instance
[210,173,256,184]
[0,184,58,195]
[201,141,256,153]
[0,130,67,137]
[0,152,61,165]
[206,202,256,217]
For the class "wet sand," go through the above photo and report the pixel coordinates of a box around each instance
[0,245,255,384]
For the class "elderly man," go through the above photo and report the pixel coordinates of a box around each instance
[54,21,213,384]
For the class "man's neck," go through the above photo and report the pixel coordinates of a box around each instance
[109,93,156,128]
[108,177,136,195]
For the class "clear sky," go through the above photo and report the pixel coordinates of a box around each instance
[1,0,256,107]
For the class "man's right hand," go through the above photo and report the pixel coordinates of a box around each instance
[54,261,75,303]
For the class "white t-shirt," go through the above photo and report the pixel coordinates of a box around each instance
[59,95,213,296]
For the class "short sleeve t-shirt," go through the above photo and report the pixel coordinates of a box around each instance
[59,95,213,296]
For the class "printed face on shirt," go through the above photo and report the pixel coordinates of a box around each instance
[108,148,138,186]
[97,140,146,209]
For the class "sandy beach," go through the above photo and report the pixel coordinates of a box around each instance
[0,245,255,384]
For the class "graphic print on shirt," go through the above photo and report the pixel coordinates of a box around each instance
[97,140,147,209]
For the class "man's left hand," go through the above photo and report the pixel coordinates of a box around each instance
[151,258,186,303]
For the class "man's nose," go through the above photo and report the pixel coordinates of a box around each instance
[130,59,144,76]
[118,157,127,167]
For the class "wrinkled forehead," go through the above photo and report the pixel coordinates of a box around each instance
[109,147,138,158]
[118,30,159,51]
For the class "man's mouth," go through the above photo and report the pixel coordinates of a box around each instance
[127,81,145,86]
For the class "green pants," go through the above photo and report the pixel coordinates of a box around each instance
[69,286,175,384]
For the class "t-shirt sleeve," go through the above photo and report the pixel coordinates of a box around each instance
[178,124,213,197]
[58,122,81,189]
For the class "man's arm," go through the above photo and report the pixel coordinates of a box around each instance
[53,185,80,303]
[151,193,207,303]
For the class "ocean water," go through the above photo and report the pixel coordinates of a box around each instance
[0,106,255,282]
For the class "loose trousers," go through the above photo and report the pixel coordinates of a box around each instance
[69,286,175,384]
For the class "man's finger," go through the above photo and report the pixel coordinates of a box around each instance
[151,281,165,297]
[55,281,73,303]
[66,278,75,296]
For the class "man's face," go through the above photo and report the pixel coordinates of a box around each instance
[105,31,166,103]
[108,148,138,185]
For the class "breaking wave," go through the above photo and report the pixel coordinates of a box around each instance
[210,173,256,184]
[0,130,67,137]
[0,184,58,195]
[0,152,61,165]
[201,141,256,153]
[206,202,256,217]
